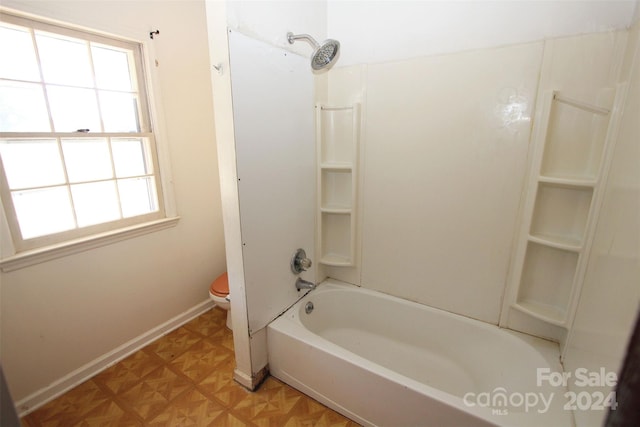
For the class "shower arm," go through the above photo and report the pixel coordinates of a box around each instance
[287,32,320,49]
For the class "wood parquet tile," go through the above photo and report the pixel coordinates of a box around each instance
[93,351,165,395]
[21,308,361,427]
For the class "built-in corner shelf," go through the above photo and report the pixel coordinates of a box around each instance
[508,87,625,327]
[316,103,360,267]
[537,175,597,188]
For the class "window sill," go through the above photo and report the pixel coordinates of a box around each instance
[0,216,180,272]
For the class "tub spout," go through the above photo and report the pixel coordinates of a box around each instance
[296,278,316,291]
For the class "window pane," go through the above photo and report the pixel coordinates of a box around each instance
[0,139,65,189]
[91,45,133,91]
[0,81,50,132]
[118,177,158,218]
[61,138,112,183]
[36,31,93,87]
[71,181,120,227]
[99,91,139,132]
[111,138,151,177]
[0,16,161,248]
[0,24,40,81]
[12,186,75,239]
[47,86,101,132]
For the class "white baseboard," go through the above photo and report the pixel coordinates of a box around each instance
[16,299,215,417]
[233,368,255,389]
[233,364,269,391]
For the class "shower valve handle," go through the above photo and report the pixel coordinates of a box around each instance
[291,248,312,274]
[299,257,312,270]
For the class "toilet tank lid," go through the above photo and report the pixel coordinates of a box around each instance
[210,272,229,295]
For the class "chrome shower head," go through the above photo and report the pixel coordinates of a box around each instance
[311,39,340,70]
[287,32,340,71]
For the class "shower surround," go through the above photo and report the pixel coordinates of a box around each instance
[207,2,639,426]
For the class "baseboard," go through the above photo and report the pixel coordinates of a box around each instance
[233,368,255,390]
[252,364,270,389]
[16,299,215,417]
[233,364,269,391]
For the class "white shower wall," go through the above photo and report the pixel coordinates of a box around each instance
[360,43,541,324]
[319,1,636,326]
[208,0,638,385]
[563,19,640,427]
[229,31,316,335]
[326,29,629,325]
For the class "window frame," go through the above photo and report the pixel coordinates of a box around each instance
[0,11,178,269]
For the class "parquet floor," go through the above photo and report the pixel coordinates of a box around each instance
[21,307,360,426]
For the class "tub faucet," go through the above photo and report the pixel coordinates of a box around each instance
[296,278,316,291]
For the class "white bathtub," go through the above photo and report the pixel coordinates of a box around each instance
[267,279,572,427]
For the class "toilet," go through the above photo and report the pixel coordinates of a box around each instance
[209,272,232,330]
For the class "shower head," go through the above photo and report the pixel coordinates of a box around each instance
[287,32,340,71]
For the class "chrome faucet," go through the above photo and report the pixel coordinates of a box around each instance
[296,277,316,291]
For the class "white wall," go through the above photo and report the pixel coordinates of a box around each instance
[229,31,316,333]
[205,0,262,387]
[354,43,542,324]
[563,19,640,427]
[0,0,225,410]
[328,0,636,67]
[227,0,326,54]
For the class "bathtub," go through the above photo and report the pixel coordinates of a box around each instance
[267,279,572,426]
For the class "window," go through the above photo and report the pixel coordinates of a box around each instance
[0,13,168,255]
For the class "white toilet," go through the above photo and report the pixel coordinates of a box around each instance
[209,272,232,330]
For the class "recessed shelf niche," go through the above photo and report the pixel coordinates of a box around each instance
[321,169,352,212]
[540,95,610,181]
[516,242,578,325]
[316,104,360,267]
[320,213,352,266]
[320,106,354,166]
[530,183,593,248]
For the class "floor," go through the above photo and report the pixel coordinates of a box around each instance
[21,307,360,426]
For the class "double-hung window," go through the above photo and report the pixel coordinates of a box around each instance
[0,13,167,256]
